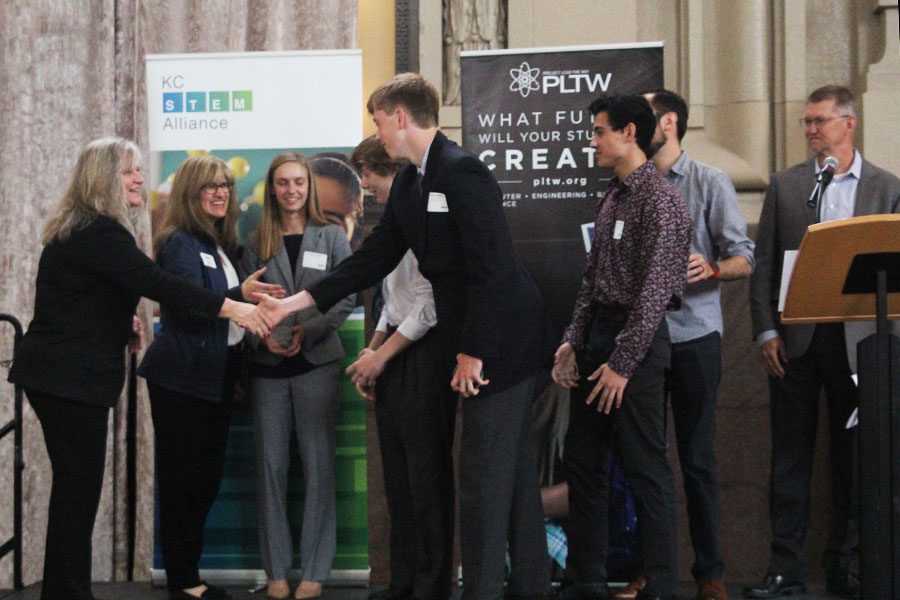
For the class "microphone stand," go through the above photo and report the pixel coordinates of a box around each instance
[808,174,833,223]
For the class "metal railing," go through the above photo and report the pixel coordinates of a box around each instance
[0,314,24,590]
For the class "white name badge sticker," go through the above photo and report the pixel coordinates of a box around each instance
[427,192,449,213]
[200,252,217,268]
[302,251,328,270]
[613,220,625,240]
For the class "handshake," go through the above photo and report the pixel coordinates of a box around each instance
[218,267,317,338]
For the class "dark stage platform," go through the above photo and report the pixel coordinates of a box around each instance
[0,582,841,599]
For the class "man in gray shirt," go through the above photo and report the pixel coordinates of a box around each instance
[639,89,754,600]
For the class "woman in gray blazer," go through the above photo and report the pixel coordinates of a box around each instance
[241,152,355,600]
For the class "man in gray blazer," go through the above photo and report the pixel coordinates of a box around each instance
[746,85,900,599]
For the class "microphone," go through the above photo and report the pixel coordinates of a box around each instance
[816,156,840,188]
[808,156,840,209]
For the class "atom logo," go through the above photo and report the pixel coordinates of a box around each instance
[509,62,541,97]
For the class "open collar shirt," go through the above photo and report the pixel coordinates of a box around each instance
[562,160,691,378]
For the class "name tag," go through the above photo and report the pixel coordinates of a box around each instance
[427,192,449,213]
[302,251,328,270]
[613,220,624,240]
[200,252,217,268]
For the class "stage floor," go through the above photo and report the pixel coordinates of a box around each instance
[0,582,840,599]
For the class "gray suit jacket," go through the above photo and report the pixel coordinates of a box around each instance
[241,222,355,367]
[750,156,900,364]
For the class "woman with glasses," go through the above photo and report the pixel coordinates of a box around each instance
[139,154,284,600]
[241,152,355,600]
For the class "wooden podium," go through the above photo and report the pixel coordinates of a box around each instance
[782,214,900,600]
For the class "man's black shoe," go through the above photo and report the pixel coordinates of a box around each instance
[367,587,412,600]
[742,574,806,598]
[826,572,860,599]
[634,592,675,600]
[555,582,610,600]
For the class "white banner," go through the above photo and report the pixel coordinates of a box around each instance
[146,50,362,151]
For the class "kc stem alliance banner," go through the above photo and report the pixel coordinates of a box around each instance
[145,50,367,585]
[461,43,663,334]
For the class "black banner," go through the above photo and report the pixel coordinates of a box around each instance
[461,44,663,334]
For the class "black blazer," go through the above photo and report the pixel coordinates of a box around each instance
[9,216,223,407]
[311,131,550,395]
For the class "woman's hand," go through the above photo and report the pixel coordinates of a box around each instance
[220,298,272,338]
[264,326,304,357]
[241,267,285,303]
[254,293,293,330]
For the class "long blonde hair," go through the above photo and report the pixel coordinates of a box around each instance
[154,155,238,255]
[42,137,141,244]
[254,152,326,262]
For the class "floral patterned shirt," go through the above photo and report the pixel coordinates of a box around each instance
[562,160,691,378]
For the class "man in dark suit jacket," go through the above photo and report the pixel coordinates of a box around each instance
[263,73,551,600]
[746,85,900,599]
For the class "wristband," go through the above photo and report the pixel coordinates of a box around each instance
[710,261,721,280]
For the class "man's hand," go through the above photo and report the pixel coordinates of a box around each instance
[241,267,285,302]
[354,380,376,401]
[451,353,489,398]
[346,348,387,388]
[551,342,579,389]
[585,363,629,414]
[761,336,788,379]
[264,325,303,357]
[686,253,714,284]
[128,315,145,353]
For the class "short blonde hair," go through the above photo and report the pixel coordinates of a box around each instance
[43,137,141,244]
[154,155,238,255]
[366,73,440,128]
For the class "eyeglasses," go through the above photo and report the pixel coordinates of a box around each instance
[200,182,231,193]
[799,115,851,129]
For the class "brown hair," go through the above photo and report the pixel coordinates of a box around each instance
[350,135,407,176]
[253,152,325,262]
[366,73,440,128]
[154,154,238,254]
[808,85,857,117]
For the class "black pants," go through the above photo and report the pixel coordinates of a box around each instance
[459,376,550,600]
[563,317,675,597]
[374,330,457,600]
[27,390,109,600]
[666,331,724,581]
[768,323,858,581]
[148,382,233,592]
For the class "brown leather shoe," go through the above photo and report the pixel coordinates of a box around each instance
[612,576,646,599]
[696,579,728,600]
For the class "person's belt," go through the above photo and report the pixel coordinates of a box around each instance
[592,302,629,322]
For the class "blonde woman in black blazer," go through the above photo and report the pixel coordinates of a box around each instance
[8,138,270,600]
[241,152,354,600]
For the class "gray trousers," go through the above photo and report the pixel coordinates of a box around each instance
[251,361,341,581]
[459,375,550,600]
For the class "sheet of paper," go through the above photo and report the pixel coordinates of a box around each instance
[777,250,799,312]
[846,374,859,429]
